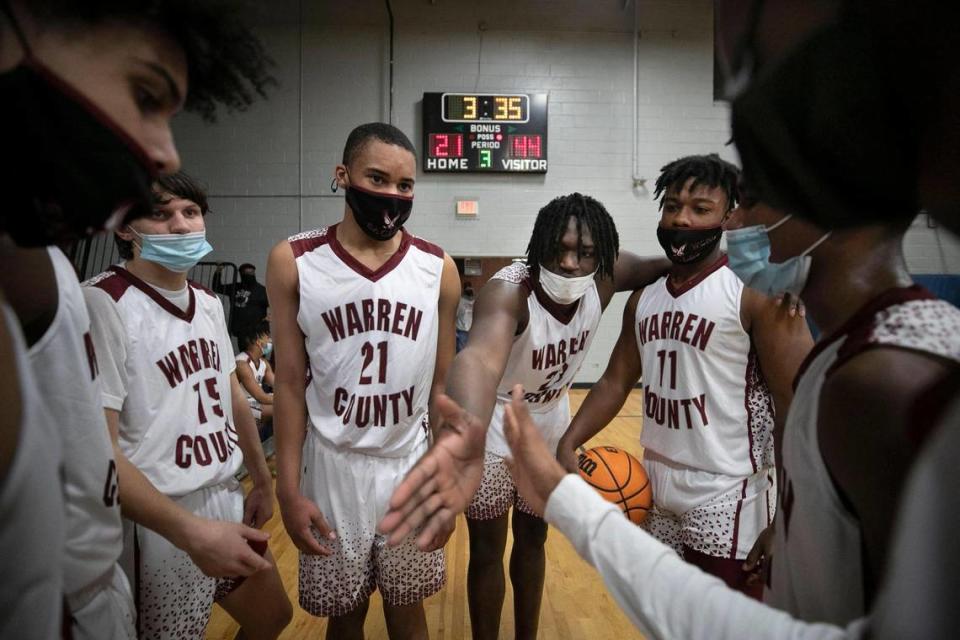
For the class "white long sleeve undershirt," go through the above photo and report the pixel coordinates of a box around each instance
[544,474,866,640]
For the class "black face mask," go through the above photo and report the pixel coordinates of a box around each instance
[240,273,257,286]
[345,184,413,241]
[656,226,723,265]
[0,8,155,247]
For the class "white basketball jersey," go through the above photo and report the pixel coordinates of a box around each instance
[484,263,602,458]
[291,225,444,457]
[634,258,775,477]
[0,303,64,640]
[768,286,960,625]
[83,266,241,496]
[237,351,266,405]
[28,247,122,595]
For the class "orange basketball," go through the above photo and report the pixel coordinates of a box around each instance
[576,446,652,525]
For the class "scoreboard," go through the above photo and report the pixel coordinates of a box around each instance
[422,92,548,173]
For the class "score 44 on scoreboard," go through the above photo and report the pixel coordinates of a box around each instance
[422,92,548,173]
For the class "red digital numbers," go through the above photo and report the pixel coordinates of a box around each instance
[429,133,464,158]
[509,135,542,158]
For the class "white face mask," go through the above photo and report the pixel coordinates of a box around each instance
[538,265,596,305]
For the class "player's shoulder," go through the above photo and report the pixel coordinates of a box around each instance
[188,279,218,300]
[491,262,532,288]
[287,226,332,258]
[405,231,445,260]
[81,268,131,304]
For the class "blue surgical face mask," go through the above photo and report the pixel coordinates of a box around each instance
[726,214,831,298]
[262,341,273,359]
[131,228,213,273]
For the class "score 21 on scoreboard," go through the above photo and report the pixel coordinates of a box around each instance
[422,92,548,173]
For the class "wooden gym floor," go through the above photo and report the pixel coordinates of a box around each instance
[206,389,647,640]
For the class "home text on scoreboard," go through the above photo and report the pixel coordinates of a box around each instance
[422,92,548,173]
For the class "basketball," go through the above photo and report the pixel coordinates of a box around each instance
[577,446,652,525]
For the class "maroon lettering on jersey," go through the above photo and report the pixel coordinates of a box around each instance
[644,386,709,429]
[637,312,716,351]
[83,331,99,381]
[156,338,224,389]
[321,298,425,343]
[174,424,237,469]
[333,385,416,428]
[531,330,591,370]
[157,352,184,388]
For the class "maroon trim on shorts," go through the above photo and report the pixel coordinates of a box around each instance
[665,255,728,298]
[134,526,142,639]
[729,478,749,560]
[743,346,760,475]
[215,539,270,601]
[328,223,413,283]
[683,546,763,601]
[792,284,935,390]
[107,265,197,322]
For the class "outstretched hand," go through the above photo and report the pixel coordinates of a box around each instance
[503,385,567,516]
[379,393,487,550]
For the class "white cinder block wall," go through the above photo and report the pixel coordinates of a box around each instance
[172,0,960,383]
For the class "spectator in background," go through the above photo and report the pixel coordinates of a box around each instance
[237,320,275,430]
[455,280,475,352]
[214,261,269,337]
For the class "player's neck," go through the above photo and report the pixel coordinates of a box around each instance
[125,256,188,291]
[799,233,912,338]
[667,247,723,287]
[337,210,403,263]
[245,349,261,364]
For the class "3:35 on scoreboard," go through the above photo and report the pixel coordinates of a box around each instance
[422,92,548,174]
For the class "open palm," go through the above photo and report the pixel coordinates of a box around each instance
[379,393,487,550]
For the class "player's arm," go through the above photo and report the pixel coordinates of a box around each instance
[612,251,671,293]
[104,409,270,577]
[502,391,855,640]
[556,289,644,472]
[742,287,814,451]
[446,278,525,427]
[266,240,334,556]
[429,254,461,439]
[378,279,525,549]
[229,373,273,527]
[818,349,955,603]
[263,360,275,392]
[82,286,270,577]
[237,359,274,406]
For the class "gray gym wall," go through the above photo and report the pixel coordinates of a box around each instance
[172,0,960,384]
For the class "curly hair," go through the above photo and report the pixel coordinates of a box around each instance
[24,0,275,121]
[653,154,741,213]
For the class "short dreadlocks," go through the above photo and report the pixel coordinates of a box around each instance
[526,193,619,280]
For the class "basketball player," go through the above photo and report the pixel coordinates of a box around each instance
[0,1,273,637]
[237,320,275,427]
[267,122,459,639]
[446,193,672,639]
[554,155,813,597]
[496,179,960,636]
[84,172,292,639]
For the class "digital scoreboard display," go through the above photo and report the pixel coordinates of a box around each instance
[422,92,548,173]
